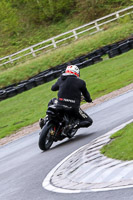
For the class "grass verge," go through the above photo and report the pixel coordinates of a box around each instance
[0,49,133,138]
[101,122,133,161]
[0,21,133,88]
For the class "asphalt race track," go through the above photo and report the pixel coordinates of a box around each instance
[0,90,133,200]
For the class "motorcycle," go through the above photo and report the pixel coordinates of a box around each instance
[38,98,80,151]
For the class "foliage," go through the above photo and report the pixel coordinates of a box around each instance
[9,0,75,23]
[0,0,20,36]
[75,0,133,21]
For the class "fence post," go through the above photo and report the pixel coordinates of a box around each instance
[73,30,78,39]
[9,56,13,64]
[30,47,36,57]
[95,21,100,31]
[116,12,120,19]
[52,38,57,48]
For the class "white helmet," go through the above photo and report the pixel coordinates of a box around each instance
[65,65,80,77]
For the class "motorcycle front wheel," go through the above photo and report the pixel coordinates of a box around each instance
[38,124,54,151]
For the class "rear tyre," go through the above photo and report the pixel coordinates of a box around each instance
[38,124,54,151]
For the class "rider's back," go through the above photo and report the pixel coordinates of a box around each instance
[51,74,92,107]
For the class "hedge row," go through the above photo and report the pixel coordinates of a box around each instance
[0,37,133,101]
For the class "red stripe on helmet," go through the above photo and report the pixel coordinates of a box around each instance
[65,70,79,77]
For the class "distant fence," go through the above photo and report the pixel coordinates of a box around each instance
[0,5,133,67]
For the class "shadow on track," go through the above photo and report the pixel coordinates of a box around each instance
[48,132,96,151]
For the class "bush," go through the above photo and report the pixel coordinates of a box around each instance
[75,0,133,21]
[10,0,75,23]
[0,0,20,36]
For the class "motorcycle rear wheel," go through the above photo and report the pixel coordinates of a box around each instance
[38,124,54,151]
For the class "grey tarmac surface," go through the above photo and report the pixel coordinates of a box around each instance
[0,89,133,200]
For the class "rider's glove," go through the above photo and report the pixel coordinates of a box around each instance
[86,98,92,103]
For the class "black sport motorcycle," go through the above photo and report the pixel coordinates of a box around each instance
[38,98,79,151]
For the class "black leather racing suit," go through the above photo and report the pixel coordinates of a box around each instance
[51,74,93,128]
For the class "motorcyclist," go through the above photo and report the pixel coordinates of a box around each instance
[51,65,93,136]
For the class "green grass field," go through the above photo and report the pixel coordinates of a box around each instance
[101,122,133,161]
[0,49,133,138]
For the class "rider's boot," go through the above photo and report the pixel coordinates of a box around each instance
[63,122,80,138]
[39,115,48,129]
[39,118,44,129]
